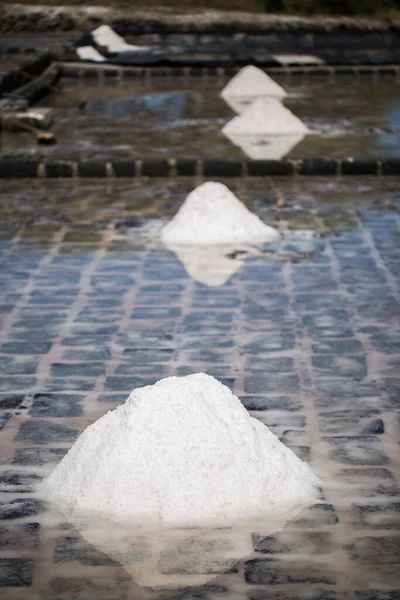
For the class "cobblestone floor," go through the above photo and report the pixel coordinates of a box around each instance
[0,177,399,599]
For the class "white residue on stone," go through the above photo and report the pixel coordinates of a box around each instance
[222,97,309,138]
[91,25,150,53]
[44,373,320,529]
[221,65,287,113]
[161,181,280,246]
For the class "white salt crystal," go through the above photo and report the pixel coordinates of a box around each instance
[221,65,287,113]
[161,181,279,246]
[44,374,320,529]
[222,97,309,138]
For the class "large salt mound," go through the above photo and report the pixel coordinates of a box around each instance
[221,65,287,113]
[222,97,309,138]
[161,181,279,246]
[45,374,320,528]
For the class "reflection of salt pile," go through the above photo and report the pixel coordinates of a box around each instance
[222,97,308,160]
[162,181,279,246]
[72,519,257,589]
[45,374,320,529]
[167,245,242,287]
[221,65,287,113]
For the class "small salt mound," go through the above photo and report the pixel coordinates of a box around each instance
[44,374,320,528]
[222,97,309,138]
[161,181,279,246]
[221,65,287,113]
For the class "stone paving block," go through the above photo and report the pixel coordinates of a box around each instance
[244,374,300,394]
[12,447,68,466]
[0,340,52,354]
[0,470,43,493]
[253,531,332,555]
[0,356,38,375]
[46,577,131,600]
[0,523,40,550]
[15,421,79,444]
[241,396,303,412]
[244,559,336,585]
[318,410,384,435]
[249,590,337,600]
[348,536,400,563]
[54,536,117,566]
[290,504,338,528]
[29,393,84,417]
[0,498,44,520]
[0,376,36,392]
[50,362,105,378]
[353,503,400,530]
[355,591,400,600]
[0,558,34,587]
[0,411,12,430]
[326,436,389,466]
[338,468,398,499]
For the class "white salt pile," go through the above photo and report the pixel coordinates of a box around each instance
[222,97,309,139]
[221,65,287,113]
[45,374,320,528]
[161,181,280,246]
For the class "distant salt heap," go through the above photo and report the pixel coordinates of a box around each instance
[221,65,287,113]
[45,374,320,528]
[161,181,279,246]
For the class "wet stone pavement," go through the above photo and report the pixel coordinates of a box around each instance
[0,177,399,599]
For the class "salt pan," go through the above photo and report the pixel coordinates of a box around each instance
[221,65,287,113]
[44,374,320,529]
[161,181,280,246]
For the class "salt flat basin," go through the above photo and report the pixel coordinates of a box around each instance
[1,75,398,158]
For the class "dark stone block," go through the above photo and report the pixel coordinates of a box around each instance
[242,395,303,412]
[15,421,79,444]
[45,161,73,178]
[202,159,242,177]
[312,355,366,378]
[132,306,181,319]
[247,356,295,373]
[0,523,40,550]
[0,470,42,493]
[104,376,157,391]
[299,158,337,176]
[253,531,332,555]
[381,158,400,176]
[47,576,131,600]
[315,379,379,399]
[120,348,174,363]
[348,536,400,563]
[112,158,135,177]
[55,536,116,566]
[0,340,52,354]
[353,503,400,530]
[244,374,300,394]
[0,356,38,375]
[291,504,338,528]
[341,158,378,176]
[176,158,196,176]
[141,159,169,177]
[0,396,25,411]
[244,558,336,585]
[0,498,44,520]
[0,558,33,586]
[50,362,105,377]
[326,436,389,466]
[78,160,107,177]
[42,378,95,391]
[311,339,363,355]
[355,591,400,600]
[0,376,36,392]
[0,159,39,179]
[0,412,12,430]
[339,467,398,499]
[12,447,67,466]
[29,393,84,417]
[247,160,295,176]
[245,334,295,353]
[98,393,127,403]
[249,591,337,600]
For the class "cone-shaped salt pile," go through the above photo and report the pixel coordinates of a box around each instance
[222,97,309,140]
[221,65,287,113]
[45,374,320,528]
[161,181,279,246]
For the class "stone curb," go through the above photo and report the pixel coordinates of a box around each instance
[0,52,54,97]
[0,157,399,178]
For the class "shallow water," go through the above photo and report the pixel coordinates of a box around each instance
[1,76,400,158]
[0,177,399,599]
